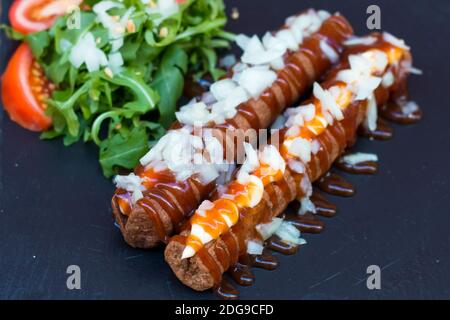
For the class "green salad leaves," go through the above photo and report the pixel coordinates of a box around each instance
[21,0,233,177]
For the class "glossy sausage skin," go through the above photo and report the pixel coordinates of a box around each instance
[112,14,354,249]
[164,37,413,291]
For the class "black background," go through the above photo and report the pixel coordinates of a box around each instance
[1,0,449,300]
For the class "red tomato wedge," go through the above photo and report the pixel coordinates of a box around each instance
[9,0,83,34]
[1,43,54,132]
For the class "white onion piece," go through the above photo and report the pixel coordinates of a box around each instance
[320,40,339,63]
[275,221,306,245]
[70,32,108,72]
[382,71,395,88]
[311,140,321,154]
[298,197,316,215]
[256,218,283,240]
[401,101,420,115]
[288,159,305,174]
[313,83,343,121]
[223,86,249,112]
[383,32,410,50]
[270,57,285,70]
[241,35,286,66]
[235,34,251,50]
[176,102,211,126]
[108,52,124,74]
[366,94,378,131]
[259,145,285,172]
[344,36,377,46]
[114,173,145,203]
[210,79,237,101]
[342,153,378,165]
[275,29,299,51]
[247,240,264,255]
[286,137,311,163]
[145,0,179,25]
[237,142,260,183]
[238,67,277,98]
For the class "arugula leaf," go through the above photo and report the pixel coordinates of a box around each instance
[99,125,151,178]
[101,70,159,113]
[25,31,51,58]
[151,45,188,127]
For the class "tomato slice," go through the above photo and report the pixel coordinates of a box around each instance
[9,0,83,34]
[1,43,54,132]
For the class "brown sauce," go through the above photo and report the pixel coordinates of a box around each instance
[214,278,239,300]
[266,236,300,255]
[197,248,223,285]
[380,101,423,124]
[228,263,255,286]
[317,172,355,197]
[336,159,378,175]
[286,212,325,234]
[311,192,338,218]
[358,118,394,141]
[248,251,279,270]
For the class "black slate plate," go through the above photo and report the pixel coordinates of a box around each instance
[1,0,450,300]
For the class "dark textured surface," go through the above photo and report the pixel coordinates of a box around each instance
[1,0,450,300]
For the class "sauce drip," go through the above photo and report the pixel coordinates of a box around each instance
[380,101,423,125]
[248,251,279,270]
[228,263,255,286]
[266,236,300,255]
[358,118,394,141]
[286,212,325,234]
[214,278,239,300]
[336,159,378,175]
[317,172,355,197]
[311,192,337,218]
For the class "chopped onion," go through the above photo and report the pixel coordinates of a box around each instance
[311,139,321,154]
[342,152,378,165]
[241,35,286,66]
[275,221,306,245]
[275,29,299,51]
[238,66,277,98]
[176,102,211,126]
[313,83,343,121]
[237,142,259,183]
[108,52,124,74]
[222,86,249,113]
[114,173,145,203]
[259,145,285,172]
[70,32,108,72]
[382,71,395,88]
[247,240,264,255]
[383,32,410,50]
[235,34,251,51]
[286,137,311,163]
[256,218,283,240]
[298,196,316,215]
[288,159,305,174]
[210,79,237,101]
[320,40,339,63]
[344,36,377,46]
[247,175,264,208]
[400,101,420,116]
[366,95,378,131]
